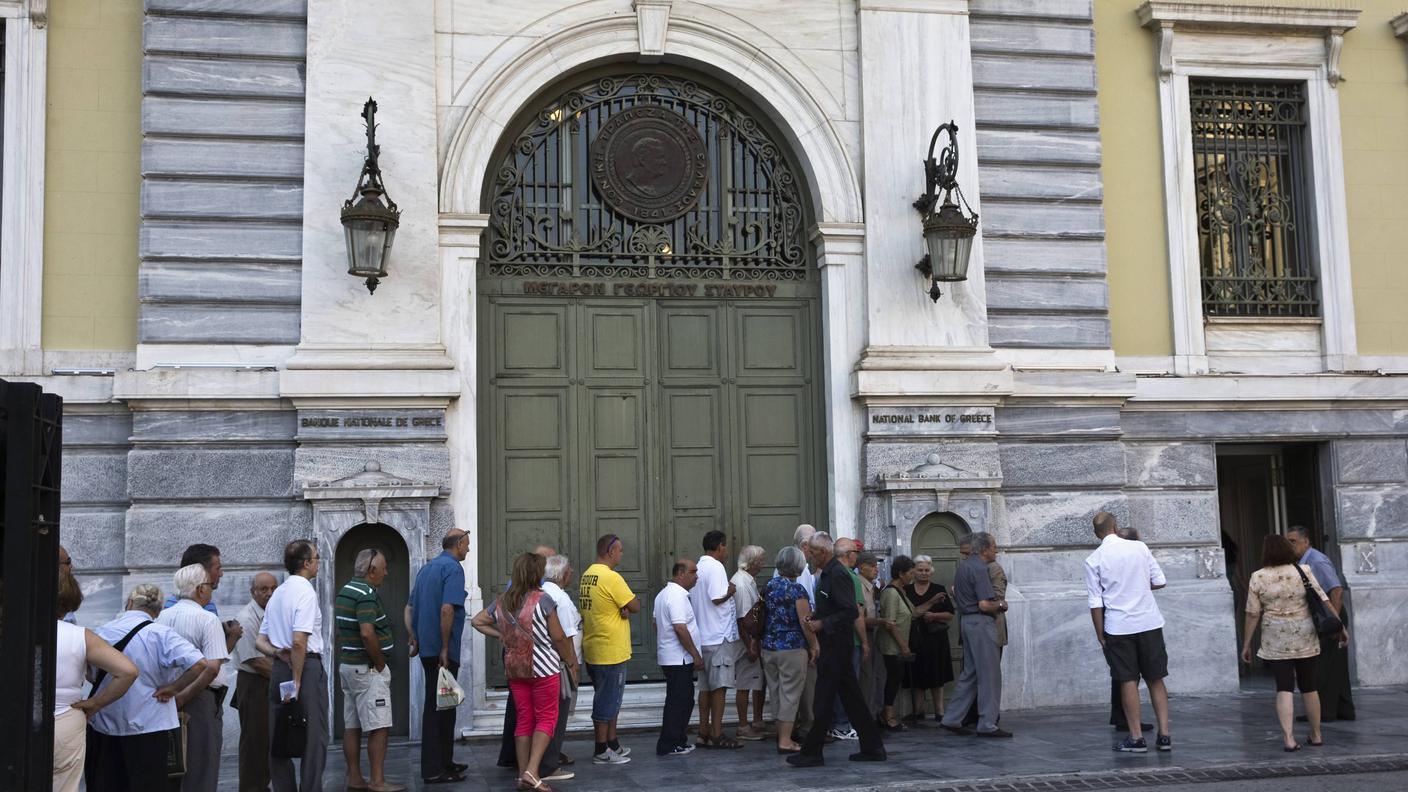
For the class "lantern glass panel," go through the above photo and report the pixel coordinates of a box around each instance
[345,217,389,278]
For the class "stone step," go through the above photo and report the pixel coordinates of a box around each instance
[462,682,683,738]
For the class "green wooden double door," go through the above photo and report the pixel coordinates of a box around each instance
[479,293,827,681]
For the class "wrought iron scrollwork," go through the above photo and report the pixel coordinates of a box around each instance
[1190,79,1319,317]
[484,72,809,282]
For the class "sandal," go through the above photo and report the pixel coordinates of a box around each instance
[517,772,555,792]
[1284,742,1302,753]
[1306,736,1323,747]
[777,744,802,754]
[424,772,465,785]
[713,735,744,749]
[696,734,717,749]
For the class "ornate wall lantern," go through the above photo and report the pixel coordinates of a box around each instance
[341,98,401,294]
[912,120,979,302]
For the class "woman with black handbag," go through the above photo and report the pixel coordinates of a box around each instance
[1241,534,1348,752]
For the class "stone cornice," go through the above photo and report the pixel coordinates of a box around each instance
[1137,2,1360,85]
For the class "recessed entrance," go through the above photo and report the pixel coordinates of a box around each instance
[911,511,970,685]
[1215,443,1324,680]
[332,523,411,736]
[477,68,827,683]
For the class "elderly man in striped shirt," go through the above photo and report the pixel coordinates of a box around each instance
[336,548,404,792]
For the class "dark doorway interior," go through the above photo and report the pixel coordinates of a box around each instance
[1216,443,1323,681]
[333,523,411,737]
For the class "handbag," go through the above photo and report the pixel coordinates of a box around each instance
[166,712,190,778]
[497,591,545,680]
[1294,564,1344,637]
[271,697,308,758]
[739,591,766,643]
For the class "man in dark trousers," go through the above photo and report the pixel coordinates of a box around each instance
[787,532,886,767]
[1287,527,1356,722]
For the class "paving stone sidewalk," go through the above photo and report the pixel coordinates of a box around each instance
[219,686,1408,791]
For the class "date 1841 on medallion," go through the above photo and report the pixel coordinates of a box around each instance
[590,105,708,223]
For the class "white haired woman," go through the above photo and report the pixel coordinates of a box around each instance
[761,546,818,753]
[904,554,954,722]
[732,544,768,740]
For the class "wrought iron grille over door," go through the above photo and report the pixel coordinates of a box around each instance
[485,72,808,282]
[1190,79,1319,317]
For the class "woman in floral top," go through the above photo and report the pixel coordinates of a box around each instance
[1242,534,1344,752]
[760,546,818,753]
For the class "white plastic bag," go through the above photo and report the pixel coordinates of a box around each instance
[436,666,464,710]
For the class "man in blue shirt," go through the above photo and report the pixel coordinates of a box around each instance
[406,529,470,784]
[1287,527,1356,721]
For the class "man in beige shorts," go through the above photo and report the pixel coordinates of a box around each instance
[336,549,405,791]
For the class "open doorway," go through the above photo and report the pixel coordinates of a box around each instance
[333,523,411,736]
[1216,444,1323,683]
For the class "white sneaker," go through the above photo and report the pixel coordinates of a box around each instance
[614,744,632,757]
[593,748,631,765]
[829,727,859,740]
[544,769,576,781]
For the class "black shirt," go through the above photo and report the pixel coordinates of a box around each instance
[812,557,860,643]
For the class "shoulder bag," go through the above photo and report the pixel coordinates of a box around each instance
[498,591,546,680]
[739,581,766,643]
[1294,564,1343,637]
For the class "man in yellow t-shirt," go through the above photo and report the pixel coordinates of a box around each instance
[578,534,641,764]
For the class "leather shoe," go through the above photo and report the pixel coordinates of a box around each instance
[849,751,887,762]
[939,723,972,736]
[1114,722,1154,732]
[976,728,1013,738]
[786,753,825,768]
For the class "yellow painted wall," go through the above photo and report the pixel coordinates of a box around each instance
[42,0,141,350]
[1094,0,1408,357]
[1094,0,1171,357]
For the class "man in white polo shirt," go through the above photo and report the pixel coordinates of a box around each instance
[256,538,327,791]
[690,530,741,748]
[655,558,703,756]
[1084,511,1171,755]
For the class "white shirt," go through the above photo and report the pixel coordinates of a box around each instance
[55,620,88,716]
[90,610,205,736]
[260,574,325,655]
[1084,534,1167,636]
[690,554,738,645]
[542,580,583,664]
[158,598,231,688]
[732,569,760,621]
[231,598,267,674]
[655,581,701,666]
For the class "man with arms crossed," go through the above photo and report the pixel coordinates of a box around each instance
[337,549,404,792]
[655,558,704,756]
[579,534,641,764]
[1085,512,1172,753]
[939,533,1010,738]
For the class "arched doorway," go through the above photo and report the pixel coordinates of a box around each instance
[476,67,827,682]
[912,512,970,684]
[333,523,411,736]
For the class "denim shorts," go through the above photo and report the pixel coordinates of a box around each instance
[587,661,628,722]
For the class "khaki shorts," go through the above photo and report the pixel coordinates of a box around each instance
[701,640,742,691]
[339,663,393,732]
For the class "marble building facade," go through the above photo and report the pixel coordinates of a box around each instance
[8,0,1408,739]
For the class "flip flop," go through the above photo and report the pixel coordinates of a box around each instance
[1284,743,1302,753]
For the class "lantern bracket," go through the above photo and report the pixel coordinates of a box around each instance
[912,120,979,301]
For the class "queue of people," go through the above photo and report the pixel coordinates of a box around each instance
[52,510,1360,791]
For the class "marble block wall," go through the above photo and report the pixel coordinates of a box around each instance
[1330,438,1408,687]
[60,407,134,626]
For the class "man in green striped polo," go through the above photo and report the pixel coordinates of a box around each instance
[336,549,404,792]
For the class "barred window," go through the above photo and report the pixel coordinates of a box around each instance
[1190,79,1319,317]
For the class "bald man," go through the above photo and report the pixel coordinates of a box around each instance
[408,529,471,783]
[232,571,278,792]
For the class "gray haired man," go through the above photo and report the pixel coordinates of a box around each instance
[157,563,231,791]
[336,548,403,792]
[939,532,1010,738]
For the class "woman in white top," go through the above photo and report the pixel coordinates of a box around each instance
[731,545,767,740]
[54,569,138,792]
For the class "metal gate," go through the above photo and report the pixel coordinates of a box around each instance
[1,378,64,792]
[478,69,825,682]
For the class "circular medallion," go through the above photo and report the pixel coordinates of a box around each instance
[590,106,708,223]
